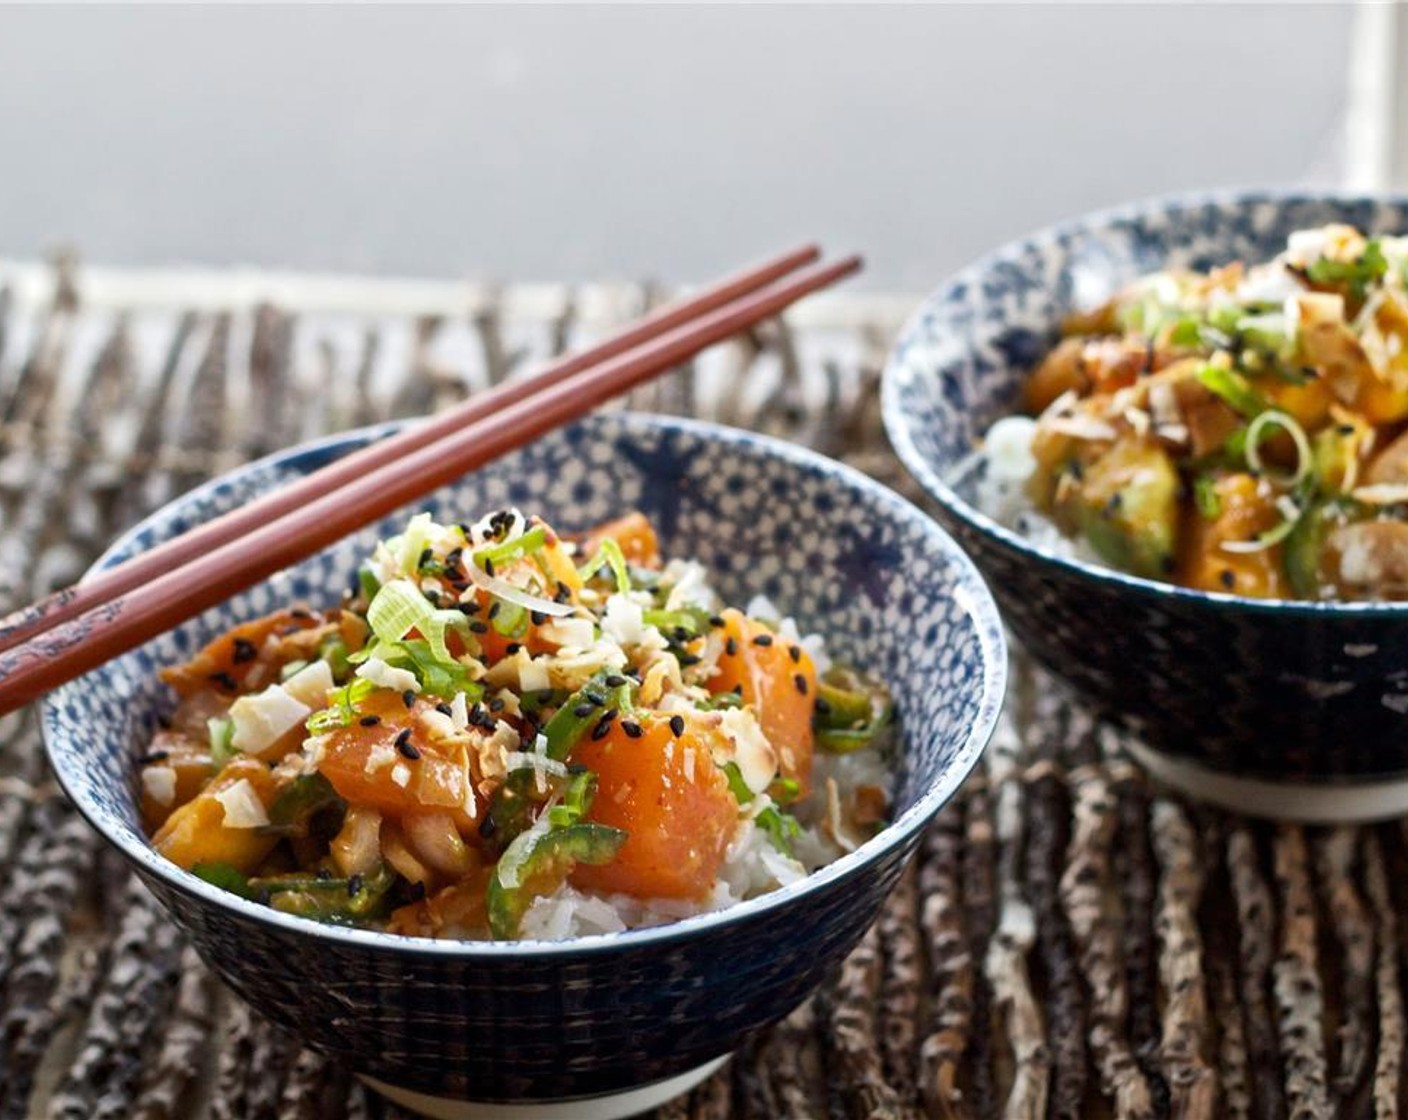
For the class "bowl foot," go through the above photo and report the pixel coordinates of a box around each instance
[359,1056,730,1120]
[1125,739,1408,823]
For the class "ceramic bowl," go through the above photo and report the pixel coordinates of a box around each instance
[41,412,1005,1119]
[883,189,1408,824]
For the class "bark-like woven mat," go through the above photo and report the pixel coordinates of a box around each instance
[0,261,1395,1119]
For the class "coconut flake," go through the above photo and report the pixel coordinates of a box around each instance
[449,691,470,732]
[356,657,419,695]
[141,765,177,807]
[601,595,645,647]
[461,562,574,618]
[517,656,551,694]
[540,617,595,649]
[214,779,269,829]
[228,683,311,755]
[282,659,334,708]
[1352,483,1408,505]
[718,708,777,795]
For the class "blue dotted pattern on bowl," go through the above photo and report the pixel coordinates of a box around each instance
[41,412,1005,1101]
[884,189,1408,781]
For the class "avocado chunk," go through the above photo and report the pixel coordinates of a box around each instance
[1057,437,1180,579]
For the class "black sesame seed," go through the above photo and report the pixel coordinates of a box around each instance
[395,730,421,760]
[505,643,522,656]
[788,645,801,663]
[794,673,809,696]
[209,671,239,691]
[347,874,364,896]
[418,547,434,569]
[484,557,496,578]
[231,638,258,664]
[359,715,382,727]
[725,637,739,656]
[708,615,725,628]
[469,620,490,634]
[669,715,685,737]
[672,626,691,643]
[555,582,572,603]
[621,720,644,739]
[591,716,613,741]
[402,689,416,709]
[752,634,773,647]
[530,610,547,626]
[459,600,482,615]
[139,749,170,764]
[489,697,506,713]
[435,702,453,717]
[445,547,462,568]
[604,674,627,688]
[583,690,606,706]
[573,702,597,718]
[678,653,701,667]
[815,697,832,717]
[487,601,501,620]
[1219,569,1236,590]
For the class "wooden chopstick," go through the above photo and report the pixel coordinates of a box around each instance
[0,253,860,714]
[0,244,821,657]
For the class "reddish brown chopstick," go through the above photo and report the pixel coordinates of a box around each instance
[0,245,820,657]
[0,253,860,714]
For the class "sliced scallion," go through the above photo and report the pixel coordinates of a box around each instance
[1196,364,1269,419]
[1245,409,1312,487]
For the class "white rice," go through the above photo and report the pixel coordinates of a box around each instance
[973,415,1101,566]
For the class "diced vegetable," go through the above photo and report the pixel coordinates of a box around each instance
[578,512,662,570]
[160,609,323,697]
[571,714,738,900]
[814,666,893,754]
[1055,437,1180,581]
[1176,473,1288,598]
[707,609,816,788]
[488,823,626,939]
[152,758,280,873]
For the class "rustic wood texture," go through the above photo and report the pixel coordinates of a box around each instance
[0,260,1405,1117]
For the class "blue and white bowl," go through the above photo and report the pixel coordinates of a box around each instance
[884,189,1408,823]
[41,412,1005,1118]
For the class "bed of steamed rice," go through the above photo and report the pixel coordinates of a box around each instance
[971,415,1102,566]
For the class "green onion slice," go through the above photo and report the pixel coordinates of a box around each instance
[575,538,630,594]
[1244,409,1312,487]
[1196,364,1270,419]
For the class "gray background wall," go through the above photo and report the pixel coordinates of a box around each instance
[0,4,1354,289]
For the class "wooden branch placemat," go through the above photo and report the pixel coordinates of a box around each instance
[0,258,1399,1119]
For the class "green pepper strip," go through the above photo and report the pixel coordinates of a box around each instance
[472,526,549,570]
[487,823,626,940]
[259,772,345,838]
[541,673,633,761]
[258,865,397,925]
[1196,365,1269,420]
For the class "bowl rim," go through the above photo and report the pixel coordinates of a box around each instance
[882,184,1408,618]
[42,410,1007,959]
